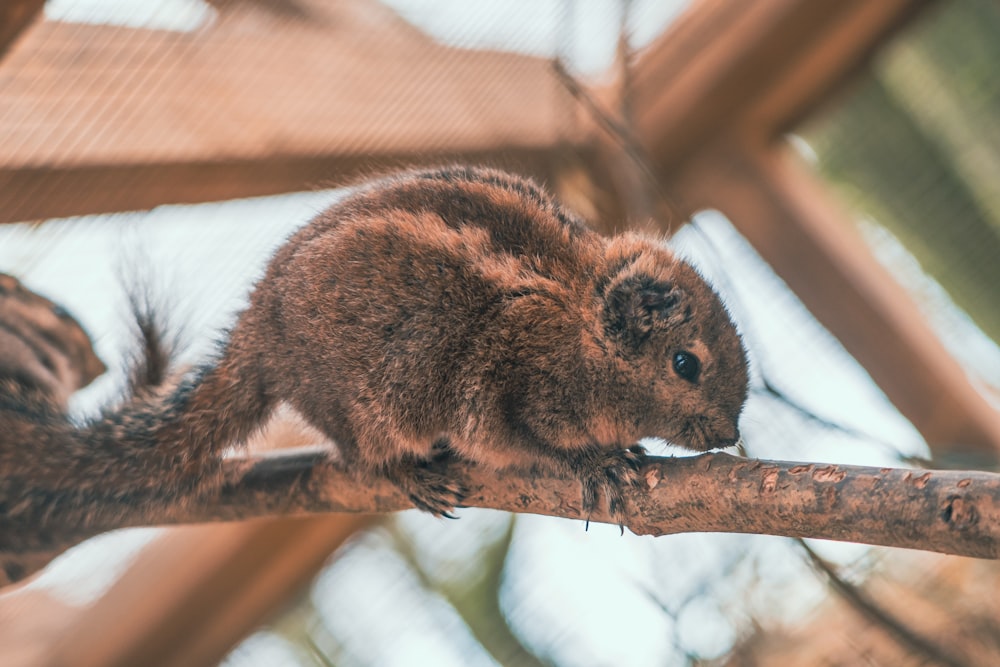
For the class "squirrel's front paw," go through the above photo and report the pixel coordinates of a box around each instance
[575,445,647,530]
[388,458,466,519]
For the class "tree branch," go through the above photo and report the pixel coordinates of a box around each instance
[7,449,1000,585]
[121,449,1000,559]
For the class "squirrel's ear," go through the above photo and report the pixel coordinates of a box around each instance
[604,275,682,346]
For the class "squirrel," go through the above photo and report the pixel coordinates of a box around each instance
[0,166,748,579]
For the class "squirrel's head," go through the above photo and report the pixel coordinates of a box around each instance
[595,236,748,451]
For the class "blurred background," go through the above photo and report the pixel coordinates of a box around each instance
[1,0,1000,665]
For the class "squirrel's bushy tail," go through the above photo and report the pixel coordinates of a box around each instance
[1,295,272,581]
[4,307,272,549]
[81,320,272,502]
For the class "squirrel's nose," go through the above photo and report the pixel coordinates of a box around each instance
[713,425,742,451]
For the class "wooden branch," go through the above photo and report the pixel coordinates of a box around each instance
[21,448,995,562]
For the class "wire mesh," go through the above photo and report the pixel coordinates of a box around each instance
[1,1,999,666]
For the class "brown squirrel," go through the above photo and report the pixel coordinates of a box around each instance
[1,166,748,580]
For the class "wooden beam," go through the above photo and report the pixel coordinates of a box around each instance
[0,0,42,60]
[38,419,373,667]
[44,515,373,667]
[0,148,575,224]
[673,142,1000,460]
[631,0,931,171]
[0,3,579,223]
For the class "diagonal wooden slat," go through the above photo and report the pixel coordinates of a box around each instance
[631,0,933,167]
[674,141,1000,460]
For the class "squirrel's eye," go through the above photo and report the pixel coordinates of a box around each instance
[51,304,71,319]
[672,351,700,383]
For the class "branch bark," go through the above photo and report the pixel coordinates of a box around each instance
[8,449,1000,583]
[237,451,1000,558]
[85,449,1000,558]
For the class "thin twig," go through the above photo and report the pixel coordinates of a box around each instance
[552,59,678,215]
